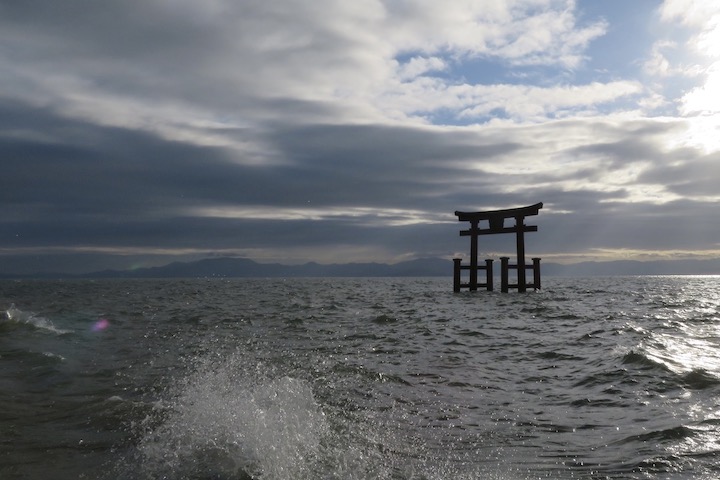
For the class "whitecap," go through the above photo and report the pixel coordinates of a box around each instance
[4,303,71,334]
[42,351,66,362]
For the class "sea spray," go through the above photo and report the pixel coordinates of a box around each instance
[3,303,70,334]
[126,346,522,479]
[134,350,328,479]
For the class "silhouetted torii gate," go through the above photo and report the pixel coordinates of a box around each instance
[453,202,543,293]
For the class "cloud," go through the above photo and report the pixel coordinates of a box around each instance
[650,1,720,116]
[0,0,613,131]
[1,0,720,274]
[381,0,607,67]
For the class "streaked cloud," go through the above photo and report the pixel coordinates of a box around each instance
[1,0,720,274]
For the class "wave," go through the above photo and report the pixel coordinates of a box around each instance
[134,371,326,479]
[621,350,670,371]
[116,349,516,480]
[3,304,70,334]
[680,369,720,389]
[620,347,720,392]
[633,329,720,384]
[616,425,696,445]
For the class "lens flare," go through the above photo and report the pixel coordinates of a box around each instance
[92,318,110,332]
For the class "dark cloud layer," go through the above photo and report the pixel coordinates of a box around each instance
[5,93,719,274]
[2,1,720,274]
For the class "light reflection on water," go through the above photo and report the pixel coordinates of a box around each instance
[1,276,720,479]
[644,332,720,375]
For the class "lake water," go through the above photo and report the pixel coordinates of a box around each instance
[2,276,720,479]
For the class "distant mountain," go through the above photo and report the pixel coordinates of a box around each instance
[2,256,720,279]
[542,258,720,276]
[81,256,453,278]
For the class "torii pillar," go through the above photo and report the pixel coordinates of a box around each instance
[453,202,543,292]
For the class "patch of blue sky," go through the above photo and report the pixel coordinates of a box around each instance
[578,0,699,83]
[459,58,572,86]
[396,1,707,125]
[396,6,654,87]
[576,1,659,81]
[396,53,569,92]
[424,107,509,127]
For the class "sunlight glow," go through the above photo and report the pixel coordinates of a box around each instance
[680,65,720,117]
[186,205,447,226]
[664,3,720,151]
[539,248,720,264]
[676,116,720,153]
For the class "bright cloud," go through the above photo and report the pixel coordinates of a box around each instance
[0,0,614,132]
[2,0,720,273]
[656,1,720,116]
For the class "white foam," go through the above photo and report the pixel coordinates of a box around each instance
[132,350,527,480]
[42,351,66,362]
[137,354,328,479]
[4,304,70,334]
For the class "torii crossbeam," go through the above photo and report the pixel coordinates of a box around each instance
[453,202,543,292]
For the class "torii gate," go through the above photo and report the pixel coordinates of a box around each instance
[453,202,543,293]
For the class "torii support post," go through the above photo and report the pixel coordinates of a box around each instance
[454,202,543,293]
[532,257,541,290]
[453,258,462,292]
[500,256,542,292]
[454,258,494,292]
[500,256,510,293]
[469,220,479,290]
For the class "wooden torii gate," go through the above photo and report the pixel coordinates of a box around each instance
[453,202,543,293]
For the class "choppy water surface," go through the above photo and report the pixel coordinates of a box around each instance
[2,276,720,479]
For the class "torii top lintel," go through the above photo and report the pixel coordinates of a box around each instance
[455,202,543,235]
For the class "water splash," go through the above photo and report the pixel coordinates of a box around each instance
[134,354,329,479]
[126,349,508,480]
[3,303,70,334]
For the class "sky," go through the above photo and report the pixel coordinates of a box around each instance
[2,0,720,274]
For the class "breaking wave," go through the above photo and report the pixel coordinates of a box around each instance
[3,303,70,334]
